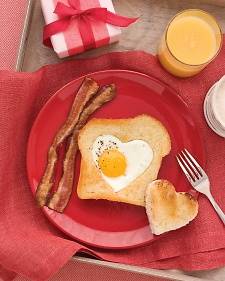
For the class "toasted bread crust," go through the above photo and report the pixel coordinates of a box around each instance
[77,115,171,206]
[145,180,198,235]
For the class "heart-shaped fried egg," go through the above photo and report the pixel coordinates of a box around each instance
[92,135,153,192]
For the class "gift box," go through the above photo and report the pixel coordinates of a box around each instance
[41,0,136,58]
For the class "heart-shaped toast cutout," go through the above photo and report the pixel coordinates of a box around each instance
[145,180,198,235]
[92,135,153,192]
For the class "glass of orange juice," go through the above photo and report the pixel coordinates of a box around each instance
[158,9,222,78]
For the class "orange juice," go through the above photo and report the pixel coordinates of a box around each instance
[158,10,222,78]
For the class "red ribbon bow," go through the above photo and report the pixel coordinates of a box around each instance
[43,0,138,50]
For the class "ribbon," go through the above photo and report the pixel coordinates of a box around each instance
[43,0,138,50]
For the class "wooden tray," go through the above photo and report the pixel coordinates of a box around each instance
[17,0,225,71]
[16,0,225,280]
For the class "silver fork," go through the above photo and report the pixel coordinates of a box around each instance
[176,149,225,225]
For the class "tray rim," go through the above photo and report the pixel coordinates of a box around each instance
[71,257,207,281]
[16,0,33,71]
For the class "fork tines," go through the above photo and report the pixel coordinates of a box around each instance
[176,149,204,183]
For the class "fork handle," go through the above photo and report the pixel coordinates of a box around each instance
[207,193,225,225]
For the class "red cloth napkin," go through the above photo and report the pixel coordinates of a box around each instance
[1,46,225,281]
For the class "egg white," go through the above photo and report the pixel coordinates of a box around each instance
[92,135,153,192]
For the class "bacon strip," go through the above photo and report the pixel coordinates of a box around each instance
[36,78,99,207]
[47,84,116,212]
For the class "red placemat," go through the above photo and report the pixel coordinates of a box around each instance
[0,46,225,281]
[0,0,28,70]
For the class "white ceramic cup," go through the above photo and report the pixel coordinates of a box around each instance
[204,77,225,138]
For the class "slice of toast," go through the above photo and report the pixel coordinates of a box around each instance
[77,115,171,206]
[145,180,198,235]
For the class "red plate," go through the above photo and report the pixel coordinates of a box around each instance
[27,70,205,249]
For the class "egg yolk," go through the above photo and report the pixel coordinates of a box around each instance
[98,149,127,177]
